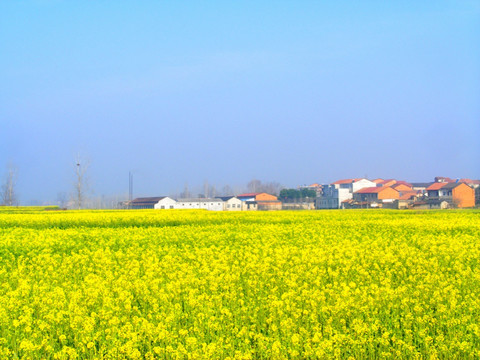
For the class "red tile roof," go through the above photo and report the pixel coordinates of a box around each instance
[426,183,447,191]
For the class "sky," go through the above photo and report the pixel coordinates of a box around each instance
[1,1,479,204]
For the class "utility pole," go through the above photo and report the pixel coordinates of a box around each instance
[76,162,81,209]
[129,171,133,209]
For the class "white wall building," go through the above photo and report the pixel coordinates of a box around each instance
[351,179,377,192]
[174,198,224,211]
[154,197,177,209]
[218,196,243,211]
[316,178,376,209]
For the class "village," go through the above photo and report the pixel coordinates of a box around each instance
[124,176,480,211]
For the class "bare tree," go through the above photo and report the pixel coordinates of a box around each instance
[263,181,283,196]
[221,184,233,196]
[247,179,262,193]
[1,164,18,206]
[56,192,68,209]
[73,156,89,209]
[209,184,217,198]
[246,179,283,196]
[180,182,191,198]
[203,180,209,198]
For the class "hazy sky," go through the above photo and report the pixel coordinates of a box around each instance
[1,1,479,204]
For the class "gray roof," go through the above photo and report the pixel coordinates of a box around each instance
[218,196,236,201]
[176,198,224,203]
[130,197,166,205]
[411,182,433,188]
[441,182,469,190]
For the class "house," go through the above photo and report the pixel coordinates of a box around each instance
[377,179,397,187]
[237,193,282,210]
[154,197,177,209]
[392,183,413,192]
[353,187,399,204]
[411,182,433,193]
[174,198,224,211]
[128,197,168,209]
[426,182,449,198]
[218,196,243,211]
[398,191,419,201]
[395,191,420,209]
[434,176,454,183]
[332,178,377,193]
[316,185,351,209]
[316,178,376,209]
[426,182,475,208]
[459,179,480,189]
[438,182,474,208]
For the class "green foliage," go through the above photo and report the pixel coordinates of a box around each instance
[279,188,316,201]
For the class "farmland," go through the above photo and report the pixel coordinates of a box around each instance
[0,209,479,359]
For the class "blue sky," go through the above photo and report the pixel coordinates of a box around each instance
[1,1,479,203]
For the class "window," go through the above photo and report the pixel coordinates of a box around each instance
[161,206,165,209]
[169,205,174,209]
[227,204,230,208]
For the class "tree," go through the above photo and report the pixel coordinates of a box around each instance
[1,164,18,206]
[279,188,317,202]
[247,179,262,193]
[246,179,283,196]
[73,157,89,209]
[476,186,480,206]
[300,188,317,199]
[180,183,191,198]
[263,181,283,196]
[57,192,68,209]
[221,185,233,196]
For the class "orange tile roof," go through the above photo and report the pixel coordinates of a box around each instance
[332,178,364,185]
[399,191,418,200]
[426,183,447,191]
[332,179,354,184]
[394,181,412,186]
[380,179,397,185]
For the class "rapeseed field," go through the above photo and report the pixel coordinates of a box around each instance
[0,209,479,359]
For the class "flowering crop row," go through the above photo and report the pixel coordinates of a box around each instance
[0,209,479,359]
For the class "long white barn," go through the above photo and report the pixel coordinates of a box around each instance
[174,198,224,211]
